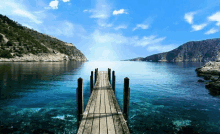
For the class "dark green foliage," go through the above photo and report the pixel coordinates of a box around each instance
[6,41,13,46]
[0,13,86,59]
[17,37,20,42]
[0,50,13,58]
[0,34,3,42]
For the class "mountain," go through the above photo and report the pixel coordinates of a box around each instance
[0,14,87,61]
[124,38,220,62]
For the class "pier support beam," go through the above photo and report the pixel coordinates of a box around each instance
[77,78,84,128]
[112,71,115,94]
[90,71,93,94]
[95,68,98,83]
[123,77,130,122]
[108,68,111,83]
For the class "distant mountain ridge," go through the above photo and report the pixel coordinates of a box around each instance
[0,14,87,61]
[124,38,220,62]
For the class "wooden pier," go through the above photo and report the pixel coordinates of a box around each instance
[76,68,130,134]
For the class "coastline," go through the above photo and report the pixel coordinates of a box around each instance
[0,53,88,62]
[195,61,220,94]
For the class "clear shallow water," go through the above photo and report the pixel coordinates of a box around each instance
[0,61,220,134]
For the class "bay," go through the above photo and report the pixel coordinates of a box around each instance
[0,61,219,134]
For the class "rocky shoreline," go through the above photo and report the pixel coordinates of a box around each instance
[195,61,220,95]
[0,53,88,62]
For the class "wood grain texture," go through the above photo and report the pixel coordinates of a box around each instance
[77,71,130,134]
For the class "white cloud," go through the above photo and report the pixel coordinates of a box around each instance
[131,35,166,47]
[0,1,43,24]
[147,44,177,52]
[113,9,128,15]
[13,9,42,24]
[91,30,166,48]
[49,0,59,9]
[133,24,149,31]
[83,0,112,28]
[63,0,70,2]
[191,23,207,31]
[184,12,197,24]
[208,11,220,26]
[114,25,127,30]
[97,20,112,27]
[205,28,219,34]
[44,21,86,37]
[89,2,111,19]
[92,30,127,44]
[83,9,93,12]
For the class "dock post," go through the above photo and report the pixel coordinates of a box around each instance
[77,78,84,128]
[108,68,111,83]
[112,71,115,94]
[123,77,130,122]
[90,71,93,94]
[95,68,97,83]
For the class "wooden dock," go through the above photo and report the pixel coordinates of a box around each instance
[77,69,130,134]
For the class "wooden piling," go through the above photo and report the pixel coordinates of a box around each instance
[90,71,93,94]
[77,70,130,134]
[108,68,111,83]
[112,71,115,94]
[77,78,84,128]
[123,77,130,121]
[95,68,97,83]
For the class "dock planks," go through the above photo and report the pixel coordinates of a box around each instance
[77,71,130,134]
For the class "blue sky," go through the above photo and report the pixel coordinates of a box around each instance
[0,0,220,61]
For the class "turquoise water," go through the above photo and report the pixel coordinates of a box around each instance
[0,61,220,134]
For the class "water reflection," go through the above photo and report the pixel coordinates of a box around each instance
[0,61,84,102]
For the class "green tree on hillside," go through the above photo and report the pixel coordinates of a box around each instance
[0,34,3,42]
[6,41,13,46]
[0,50,13,58]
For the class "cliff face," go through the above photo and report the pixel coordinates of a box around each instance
[126,38,220,62]
[0,14,87,61]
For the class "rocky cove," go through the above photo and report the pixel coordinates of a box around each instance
[195,61,220,94]
[0,53,88,62]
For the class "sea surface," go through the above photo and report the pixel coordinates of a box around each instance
[0,61,220,134]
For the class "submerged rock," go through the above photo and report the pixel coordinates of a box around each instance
[196,61,220,94]
[206,81,220,91]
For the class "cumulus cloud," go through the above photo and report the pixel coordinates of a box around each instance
[133,24,149,31]
[112,9,128,15]
[208,11,220,26]
[205,28,219,34]
[48,0,59,9]
[191,23,207,31]
[63,0,70,2]
[114,25,127,30]
[184,12,197,24]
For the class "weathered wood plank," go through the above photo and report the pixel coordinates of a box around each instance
[91,73,101,134]
[107,79,130,134]
[82,89,98,133]
[100,72,107,134]
[104,72,116,134]
[77,86,97,134]
[77,71,130,134]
